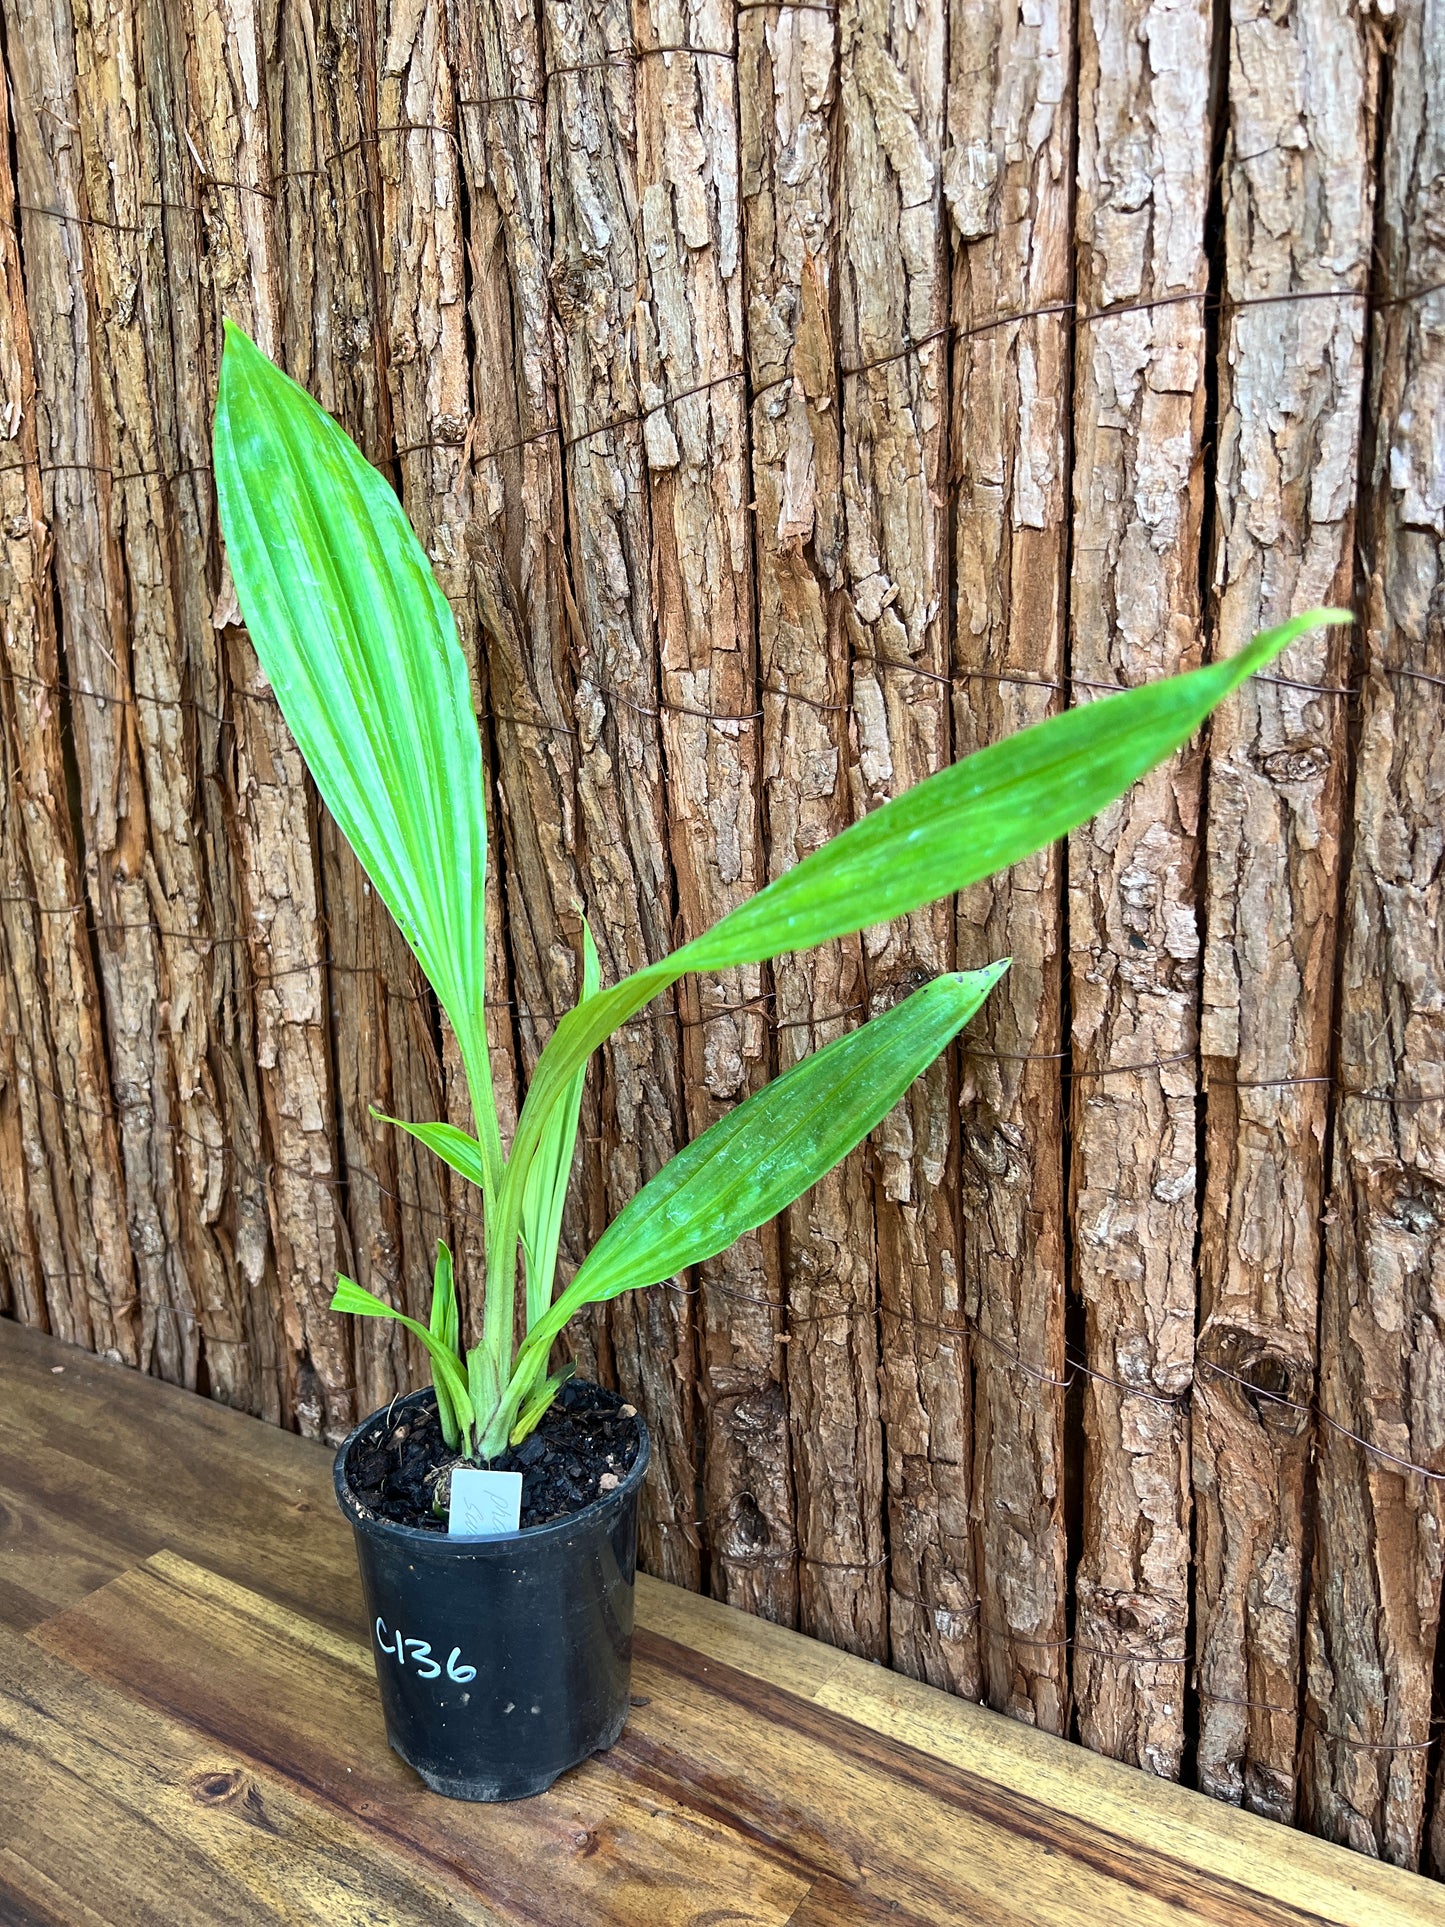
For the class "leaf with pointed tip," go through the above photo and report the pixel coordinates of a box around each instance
[214,322,502,1205]
[428,1243,462,1451]
[484,962,1007,1454]
[495,611,1353,1267]
[508,1363,577,1448]
[522,921,601,1331]
[374,1111,486,1194]
[332,1275,474,1458]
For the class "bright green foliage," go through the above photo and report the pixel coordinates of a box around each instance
[370,1113,487,1191]
[331,1271,475,1459]
[213,323,1351,1468]
[214,322,502,1211]
[509,1363,577,1449]
[521,922,600,1334]
[427,1243,462,1451]
[500,963,1008,1445]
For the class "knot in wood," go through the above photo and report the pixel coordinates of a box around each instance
[192,1768,245,1804]
[189,1767,280,1832]
[1199,1325,1313,1439]
[1258,744,1330,786]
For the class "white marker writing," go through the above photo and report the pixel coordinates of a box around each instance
[375,1616,475,1685]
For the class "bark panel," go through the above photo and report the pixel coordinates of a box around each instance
[947,0,1073,1731]
[1193,0,1377,1824]
[452,0,605,1340]
[541,0,699,1587]
[185,0,352,1438]
[1068,0,1213,1777]
[631,8,793,1621]
[365,0,500,1385]
[739,0,854,1638]
[0,57,133,1355]
[835,0,959,1673]
[1302,0,1445,1870]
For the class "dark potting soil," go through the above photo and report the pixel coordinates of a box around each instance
[343,1379,642,1532]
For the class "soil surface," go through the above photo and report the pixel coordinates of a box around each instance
[343,1379,643,1532]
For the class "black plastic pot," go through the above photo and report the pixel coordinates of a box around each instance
[333,1387,650,1801]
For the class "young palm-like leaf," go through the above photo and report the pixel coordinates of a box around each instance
[482,962,1007,1455]
[213,323,502,1209]
[428,1243,463,1451]
[373,1112,487,1193]
[521,922,600,1331]
[509,1363,577,1448]
[492,610,1350,1285]
[332,1275,475,1458]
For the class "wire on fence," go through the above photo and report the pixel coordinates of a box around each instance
[20,1036,1444,1494]
[4,650,1438,794]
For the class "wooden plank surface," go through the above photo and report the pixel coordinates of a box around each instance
[1,1317,1436,1926]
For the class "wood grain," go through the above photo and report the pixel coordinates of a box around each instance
[5,1313,1440,1924]
[30,1546,1419,1927]
[2,1636,502,1927]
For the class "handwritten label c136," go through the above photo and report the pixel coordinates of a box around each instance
[374,1616,476,1684]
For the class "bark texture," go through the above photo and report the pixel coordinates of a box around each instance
[1068,0,1213,1779]
[1193,0,1376,1825]
[837,0,968,1683]
[541,0,700,1588]
[3,0,1443,1880]
[1301,0,1445,1871]
[948,0,1073,1731]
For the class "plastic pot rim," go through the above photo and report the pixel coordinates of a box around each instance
[332,1383,652,1554]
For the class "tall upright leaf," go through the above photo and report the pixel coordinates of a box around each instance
[521,922,600,1331]
[428,1242,462,1451]
[213,322,502,1206]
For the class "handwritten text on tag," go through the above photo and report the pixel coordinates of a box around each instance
[449,1466,523,1537]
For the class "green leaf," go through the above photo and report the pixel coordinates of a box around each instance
[521,921,600,1331]
[508,1363,577,1448]
[485,962,1007,1454]
[213,323,502,1209]
[331,1275,475,1458]
[374,1111,487,1193]
[495,610,1350,1256]
[427,1242,462,1451]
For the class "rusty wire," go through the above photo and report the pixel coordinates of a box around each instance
[2,646,1438,782]
[19,1044,1444,1503]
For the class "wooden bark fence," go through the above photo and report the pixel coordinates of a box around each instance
[0,0,1441,1876]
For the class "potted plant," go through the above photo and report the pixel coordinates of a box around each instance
[213,319,1346,1801]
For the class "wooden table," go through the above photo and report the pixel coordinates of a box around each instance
[1,1319,1435,1925]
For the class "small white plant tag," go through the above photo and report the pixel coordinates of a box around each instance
[448,1467,523,1538]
